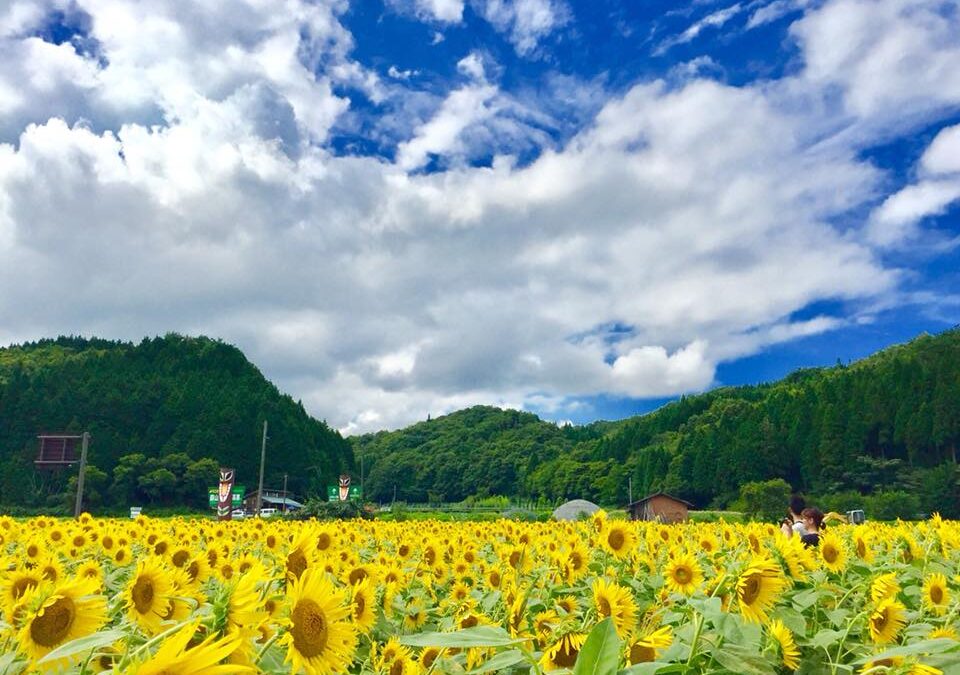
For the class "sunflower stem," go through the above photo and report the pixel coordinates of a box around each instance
[684,610,704,670]
[118,618,194,668]
[255,630,282,665]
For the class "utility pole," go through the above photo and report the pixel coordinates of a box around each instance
[360,452,364,499]
[74,432,90,518]
[628,477,633,505]
[282,473,288,513]
[255,420,267,517]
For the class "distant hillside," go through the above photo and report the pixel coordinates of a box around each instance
[354,329,960,516]
[0,335,352,511]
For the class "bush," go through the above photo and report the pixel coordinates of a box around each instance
[862,491,922,521]
[287,499,373,521]
[811,490,864,516]
[739,479,792,523]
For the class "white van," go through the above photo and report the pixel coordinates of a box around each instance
[259,508,278,518]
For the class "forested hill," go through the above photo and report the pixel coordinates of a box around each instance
[354,329,960,516]
[0,335,352,511]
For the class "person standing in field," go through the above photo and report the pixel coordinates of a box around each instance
[800,507,824,548]
[780,495,808,538]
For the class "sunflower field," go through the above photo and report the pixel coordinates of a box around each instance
[1,512,959,674]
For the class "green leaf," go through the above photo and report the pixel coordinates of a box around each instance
[400,626,530,648]
[467,649,528,673]
[810,628,845,651]
[618,662,673,674]
[711,645,777,675]
[827,608,850,628]
[851,638,960,664]
[35,628,127,665]
[573,618,622,675]
[772,606,807,637]
[792,589,822,611]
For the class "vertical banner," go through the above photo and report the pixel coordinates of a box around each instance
[338,475,351,501]
[218,467,235,520]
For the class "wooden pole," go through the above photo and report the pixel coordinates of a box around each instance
[256,420,267,517]
[74,432,89,518]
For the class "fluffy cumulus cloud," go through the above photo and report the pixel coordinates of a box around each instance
[0,0,956,433]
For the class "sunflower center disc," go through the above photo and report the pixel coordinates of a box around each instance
[554,641,579,668]
[741,575,761,605]
[608,530,625,550]
[12,576,39,600]
[132,577,155,613]
[930,586,944,604]
[674,567,690,584]
[291,598,329,658]
[287,550,308,580]
[30,596,75,647]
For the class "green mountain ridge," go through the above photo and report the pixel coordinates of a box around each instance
[353,329,960,516]
[0,334,352,511]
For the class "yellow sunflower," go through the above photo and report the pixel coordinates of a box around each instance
[540,631,587,672]
[626,626,673,664]
[818,531,847,574]
[663,552,704,596]
[601,521,636,559]
[351,579,376,633]
[125,557,175,635]
[122,619,253,674]
[922,573,950,615]
[868,598,907,645]
[768,619,800,671]
[592,577,637,638]
[17,575,107,672]
[2,567,44,623]
[736,557,788,624]
[280,567,358,675]
[870,573,900,604]
[563,541,591,582]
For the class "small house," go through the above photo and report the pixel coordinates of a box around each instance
[627,491,692,523]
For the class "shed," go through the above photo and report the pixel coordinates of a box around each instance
[552,499,601,521]
[627,492,692,523]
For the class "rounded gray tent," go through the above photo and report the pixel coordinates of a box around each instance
[552,499,600,521]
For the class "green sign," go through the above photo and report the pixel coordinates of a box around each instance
[327,485,362,501]
[208,486,246,509]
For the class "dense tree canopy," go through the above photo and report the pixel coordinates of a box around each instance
[0,334,353,511]
[355,329,960,516]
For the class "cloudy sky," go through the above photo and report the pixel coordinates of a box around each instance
[1,0,959,434]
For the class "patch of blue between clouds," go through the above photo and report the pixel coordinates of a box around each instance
[32,6,105,66]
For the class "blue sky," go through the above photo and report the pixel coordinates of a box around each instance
[0,0,958,433]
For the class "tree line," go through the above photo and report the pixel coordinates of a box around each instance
[0,334,353,512]
[354,329,960,517]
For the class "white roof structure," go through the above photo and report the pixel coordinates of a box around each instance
[552,499,600,521]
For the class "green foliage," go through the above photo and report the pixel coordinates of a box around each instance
[289,498,373,520]
[862,490,922,521]
[739,479,792,522]
[351,328,960,512]
[0,334,352,510]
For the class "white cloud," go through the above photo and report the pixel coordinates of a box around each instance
[867,123,960,247]
[0,0,956,436]
[922,124,960,176]
[472,0,569,56]
[394,74,499,170]
[746,0,811,29]
[387,0,464,24]
[656,3,743,54]
[791,0,960,122]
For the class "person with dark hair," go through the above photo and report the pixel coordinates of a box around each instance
[780,494,807,538]
[800,507,824,548]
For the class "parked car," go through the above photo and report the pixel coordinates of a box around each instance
[231,509,246,519]
[259,508,278,518]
